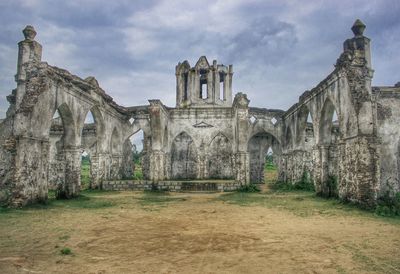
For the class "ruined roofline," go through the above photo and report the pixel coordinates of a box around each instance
[249,107,285,116]
[373,85,400,98]
[283,19,374,119]
[372,84,400,91]
[11,25,129,117]
[284,61,343,118]
[42,63,129,116]
[125,105,150,113]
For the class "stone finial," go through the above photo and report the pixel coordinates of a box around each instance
[233,92,249,108]
[351,19,366,36]
[23,25,37,40]
[85,76,100,88]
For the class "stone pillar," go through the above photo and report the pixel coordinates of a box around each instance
[90,153,113,189]
[110,154,123,179]
[213,60,219,102]
[90,154,100,188]
[312,146,322,192]
[15,26,42,108]
[319,145,329,194]
[235,152,249,183]
[233,93,250,184]
[149,150,165,181]
[225,65,233,104]
[206,69,213,102]
[280,153,288,182]
[339,136,379,208]
[57,148,81,199]
[148,100,168,181]
[335,20,378,207]
[192,70,200,104]
[8,136,49,207]
[175,70,181,107]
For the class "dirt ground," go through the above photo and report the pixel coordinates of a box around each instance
[0,188,399,274]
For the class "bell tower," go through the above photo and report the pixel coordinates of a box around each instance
[175,56,233,108]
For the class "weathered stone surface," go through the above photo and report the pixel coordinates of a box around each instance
[0,20,398,208]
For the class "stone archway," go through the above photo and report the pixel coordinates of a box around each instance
[171,132,198,179]
[80,106,105,189]
[318,97,340,197]
[207,133,234,179]
[248,132,281,184]
[48,103,80,199]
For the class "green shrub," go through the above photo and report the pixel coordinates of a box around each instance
[375,191,400,217]
[318,175,338,198]
[60,247,72,255]
[80,163,91,190]
[295,171,315,191]
[270,171,314,192]
[237,184,260,193]
[133,169,144,180]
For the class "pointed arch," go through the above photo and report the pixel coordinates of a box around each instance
[171,132,198,179]
[47,102,78,195]
[176,60,190,73]
[110,127,121,155]
[55,103,76,148]
[248,131,281,183]
[319,97,340,145]
[195,56,210,70]
[285,126,293,150]
[296,104,315,147]
[81,105,104,152]
[208,133,233,179]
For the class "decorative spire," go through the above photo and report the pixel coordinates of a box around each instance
[22,25,37,40]
[351,19,366,37]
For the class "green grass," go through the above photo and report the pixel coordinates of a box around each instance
[237,184,261,193]
[270,180,314,192]
[80,162,91,190]
[11,190,117,211]
[217,190,400,222]
[265,163,277,171]
[60,247,72,255]
[132,167,144,180]
[135,191,186,210]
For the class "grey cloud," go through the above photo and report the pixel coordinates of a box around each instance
[0,0,399,117]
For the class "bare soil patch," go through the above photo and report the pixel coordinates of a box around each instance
[0,189,399,274]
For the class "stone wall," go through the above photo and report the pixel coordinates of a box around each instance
[375,87,400,194]
[102,180,240,192]
[1,21,399,209]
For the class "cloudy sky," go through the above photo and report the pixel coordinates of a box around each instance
[0,0,399,119]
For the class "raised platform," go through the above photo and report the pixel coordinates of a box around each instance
[101,180,240,192]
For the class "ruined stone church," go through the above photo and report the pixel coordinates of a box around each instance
[1,20,399,208]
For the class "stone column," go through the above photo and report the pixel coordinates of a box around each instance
[206,69,213,103]
[149,150,165,181]
[312,146,321,192]
[110,154,123,179]
[90,153,113,189]
[319,145,329,195]
[8,136,50,206]
[339,136,379,208]
[57,148,81,199]
[213,60,219,102]
[148,100,168,181]
[89,154,100,188]
[233,93,250,184]
[15,26,42,109]
[334,20,378,207]
[225,65,233,104]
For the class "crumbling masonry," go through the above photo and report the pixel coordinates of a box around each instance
[1,21,399,208]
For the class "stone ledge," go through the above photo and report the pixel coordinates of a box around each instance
[101,180,241,192]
